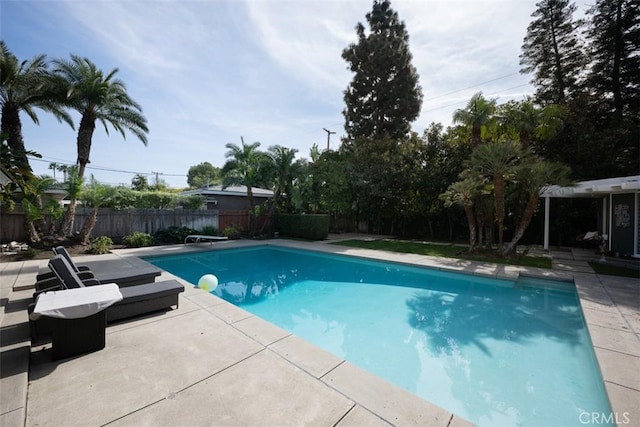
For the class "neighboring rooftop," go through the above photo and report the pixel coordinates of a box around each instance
[181,185,274,198]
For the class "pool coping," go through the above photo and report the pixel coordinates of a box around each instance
[2,238,638,426]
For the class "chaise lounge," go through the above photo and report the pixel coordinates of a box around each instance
[29,255,184,346]
[35,246,162,290]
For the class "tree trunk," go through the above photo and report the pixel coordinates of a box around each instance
[1,107,31,172]
[494,175,505,247]
[24,218,40,244]
[79,208,98,245]
[502,194,539,256]
[76,114,96,180]
[60,199,77,237]
[463,204,477,252]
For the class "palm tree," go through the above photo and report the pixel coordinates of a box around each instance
[221,138,271,234]
[0,42,73,173]
[497,97,566,149]
[52,55,149,236]
[452,92,497,147]
[221,138,269,209]
[502,159,572,256]
[440,177,482,252]
[19,175,65,242]
[78,176,118,244]
[468,141,525,248]
[268,145,299,212]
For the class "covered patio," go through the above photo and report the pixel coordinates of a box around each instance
[541,175,640,258]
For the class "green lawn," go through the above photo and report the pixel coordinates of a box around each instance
[588,261,640,279]
[332,239,552,269]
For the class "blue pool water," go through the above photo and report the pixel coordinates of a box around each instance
[144,246,612,427]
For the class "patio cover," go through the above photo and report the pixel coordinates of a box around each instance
[540,176,640,252]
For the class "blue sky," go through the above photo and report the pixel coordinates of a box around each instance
[2,0,589,188]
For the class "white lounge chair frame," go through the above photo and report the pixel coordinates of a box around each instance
[184,235,229,245]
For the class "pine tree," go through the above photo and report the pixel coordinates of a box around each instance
[585,0,639,118]
[342,0,422,142]
[520,0,586,105]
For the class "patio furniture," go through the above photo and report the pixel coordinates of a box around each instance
[29,255,185,346]
[184,234,229,245]
[35,246,161,289]
[30,284,123,360]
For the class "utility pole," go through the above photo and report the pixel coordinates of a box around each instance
[323,128,336,150]
[151,171,163,189]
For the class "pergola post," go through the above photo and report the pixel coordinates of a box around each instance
[543,196,550,250]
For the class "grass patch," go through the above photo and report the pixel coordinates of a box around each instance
[332,239,552,269]
[589,261,640,278]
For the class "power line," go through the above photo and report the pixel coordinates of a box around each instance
[424,72,521,101]
[27,155,187,177]
[422,83,531,114]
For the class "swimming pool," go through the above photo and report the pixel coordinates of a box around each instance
[144,245,612,427]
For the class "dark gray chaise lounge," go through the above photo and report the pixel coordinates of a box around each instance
[35,246,161,290]
[29,255,184,344]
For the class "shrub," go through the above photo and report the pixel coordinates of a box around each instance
[153,226,196,244]
[222,225,242,240]
[275,214,330,240]
[87,236,113,254]
[122,232,154,248]
[200,225,219,236]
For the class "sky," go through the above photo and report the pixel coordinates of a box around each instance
[2,0,590,188]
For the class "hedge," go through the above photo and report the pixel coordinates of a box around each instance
[275,214,330,240]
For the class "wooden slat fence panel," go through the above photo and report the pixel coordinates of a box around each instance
[0,208,224,242]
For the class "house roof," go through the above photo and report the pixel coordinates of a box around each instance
[0,166,15,187]
[181,185,274,198]
[541,175,640,198]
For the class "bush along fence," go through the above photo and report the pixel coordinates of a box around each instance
[275,214,330,240]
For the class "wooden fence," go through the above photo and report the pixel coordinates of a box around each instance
[0,208,263,242]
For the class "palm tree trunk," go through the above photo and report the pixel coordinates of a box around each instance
[79,208,98,245]
[1,107,31,172]
[494,175,505,247]
[24,219,40,244]
[502,193,539,256]
[463,204,477,252]
[76,114,96,180]
[60,199,77,236]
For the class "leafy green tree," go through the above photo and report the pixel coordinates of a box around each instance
[585,0,639,119]
[452,92,497,147]
[187,162,220,188]
[342,0,422,142]
[131,173,150,191]
[520,0,586,104]
[52,55,149,236]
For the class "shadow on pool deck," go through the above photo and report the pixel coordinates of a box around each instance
[1,238,638,426]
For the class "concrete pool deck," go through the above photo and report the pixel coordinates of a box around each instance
[1,238,638,426]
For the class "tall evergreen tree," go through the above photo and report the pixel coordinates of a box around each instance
[585,0,639,119]
[342,0,422,142]
[520,0,586,104]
